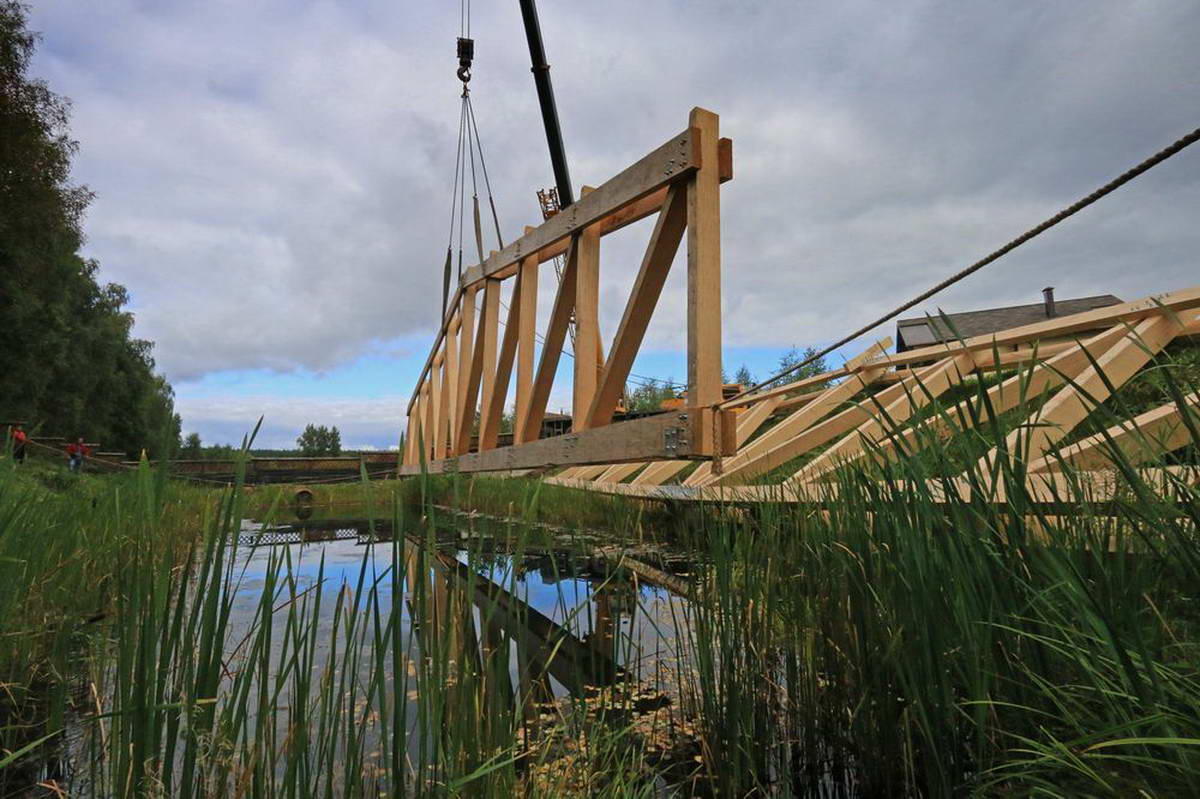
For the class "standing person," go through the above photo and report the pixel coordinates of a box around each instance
[9,425,28,464]
[66,437,90,472]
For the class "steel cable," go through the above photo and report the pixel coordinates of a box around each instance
[724,125,1200,405]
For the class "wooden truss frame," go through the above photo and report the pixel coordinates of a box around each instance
[545,286,1200,503]
[401,108,734,475]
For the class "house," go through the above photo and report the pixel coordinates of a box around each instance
[895,288,1122,353]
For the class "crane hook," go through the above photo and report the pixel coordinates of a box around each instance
[456,36,474,84]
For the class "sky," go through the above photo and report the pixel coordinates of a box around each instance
[25,0,1200,450]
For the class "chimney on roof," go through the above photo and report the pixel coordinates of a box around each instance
[1042,286,1056,318]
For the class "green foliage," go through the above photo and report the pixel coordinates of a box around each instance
[733,364,754,387]
[770,345,827,387]
[296,423,343,456]
[623,378,677,413]
[0,2,179,457]
[179,432,202,458]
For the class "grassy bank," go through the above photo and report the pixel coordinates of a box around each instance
[2,411,1200,795]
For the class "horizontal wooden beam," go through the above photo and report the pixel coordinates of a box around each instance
[398,409,714,475]
[461,127,700,289]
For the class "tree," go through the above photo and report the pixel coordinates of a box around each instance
[180,432,202,458]
[624,378,678,413]
[0,3,179,457]
[733,364,754,388]
[770,346,827,388]
[297,424,342,456]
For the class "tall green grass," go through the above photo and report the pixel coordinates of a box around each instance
[2,347,1199,796]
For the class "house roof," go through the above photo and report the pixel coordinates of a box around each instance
[896,294,1123,350]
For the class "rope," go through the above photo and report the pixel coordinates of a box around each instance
[724,125,1200,405]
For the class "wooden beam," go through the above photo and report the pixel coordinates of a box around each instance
[462,127,700,288]
[477,279,501,438]
[718,338,891,410]
[682,395,784,486]
[595,463,643,483]
[871,286,1200,372]
[586,183,688,429]
[514,253,539,443]
[980,312,1187,471]
[573,219,601,431]
[454,287,492,455]
[399,408,714,475]
[432,358,446,460]
[1029,392,1200,472]
[871,323,1134,464]
[444,315,460,455]
[686,107,723,453]
[455,287,478,449]
[518,238,578,443]
[480,274,523,451]
[791,351,977,484]
[702,342,899,486]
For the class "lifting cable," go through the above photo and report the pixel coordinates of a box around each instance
[437,3,672,392]
[724,124,1200,405]
[442,0,504,316]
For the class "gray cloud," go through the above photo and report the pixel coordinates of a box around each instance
[27,0,1200,387]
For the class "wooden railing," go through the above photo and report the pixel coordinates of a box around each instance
[401,107,734,474]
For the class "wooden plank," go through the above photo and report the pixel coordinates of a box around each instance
[514,253,539,443]
[398,408,710,475]
[631,341,892,487]
[462,159,734,287]
[454,287,492,455]
[455,288,478,449]
[477,279,501,439]
[703,343,900,486]
[980,313,1186,470]
[871,323,1133,464]
[462,127,700,288]
[573,219,601,431]
[682,395,783,486]
[480,273,523,451]
[872,285,1200,371]
[518,238,578,443]
[444,315,460,455]
[1029,392,1200,472]
[424,371,435,462]
[595,463,643,483]
[586,183,688,428]
[791,351,977,484]
[686,107,723,453]
[432,359,446,460]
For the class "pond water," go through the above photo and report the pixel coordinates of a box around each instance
[232,506,696,702]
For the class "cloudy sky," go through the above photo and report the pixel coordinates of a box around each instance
[26,0,1200,449]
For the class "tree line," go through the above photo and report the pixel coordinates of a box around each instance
[0,2,179,457]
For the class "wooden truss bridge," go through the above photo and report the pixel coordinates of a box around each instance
[401,107,1200,503]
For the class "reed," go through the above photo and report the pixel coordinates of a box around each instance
[1,352,1198,796]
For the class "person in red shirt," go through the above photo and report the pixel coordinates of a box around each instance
[66,437,90,472]
[9,425,27,464]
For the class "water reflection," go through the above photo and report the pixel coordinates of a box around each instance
[233,506,694,760]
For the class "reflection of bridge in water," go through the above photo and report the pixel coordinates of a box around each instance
[239,515,689,724]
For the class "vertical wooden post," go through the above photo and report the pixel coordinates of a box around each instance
[454,282,498,456]
[430,356,444,460]
[456,287,477,447]
[481,272,523,450]
[573,220,601,431]
[445,314,460,451]
[477,279,501,434]
[427,381,436,458]
[404,402,417,465]
[514,253,539,443]
[520,235,580,444]
[686,107,722,453]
